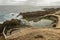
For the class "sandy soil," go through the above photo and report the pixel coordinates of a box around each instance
[5,28,60,40]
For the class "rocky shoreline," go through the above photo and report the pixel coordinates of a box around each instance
[0,8,60,40]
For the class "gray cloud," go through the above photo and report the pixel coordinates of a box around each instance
[0,0,60,6]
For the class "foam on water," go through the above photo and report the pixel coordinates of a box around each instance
[0,13,23,24]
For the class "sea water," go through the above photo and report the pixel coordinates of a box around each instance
[0,13,6,23]
[0,13,23,24]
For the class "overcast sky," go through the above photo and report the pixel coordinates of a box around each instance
[0,0,60,6]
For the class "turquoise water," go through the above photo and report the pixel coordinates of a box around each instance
[0,13,13,23]
[0,13,21,23]
[0,14,6,22]
[0,15,5,22]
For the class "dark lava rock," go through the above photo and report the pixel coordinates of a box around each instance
[18,8,60,22]
[19,11,49,21]
[0,24,3,33]
[2,19,21,30]
[2,19,31,35]
[0,19,21,33]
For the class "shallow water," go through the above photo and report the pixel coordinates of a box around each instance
[29,19,53,27]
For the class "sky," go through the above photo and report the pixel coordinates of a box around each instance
[0,0,60,6]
